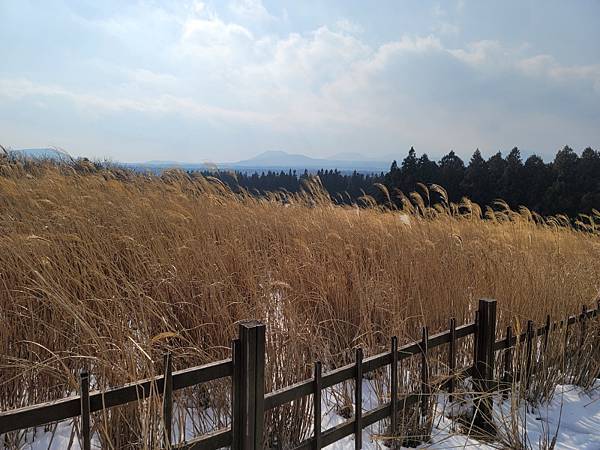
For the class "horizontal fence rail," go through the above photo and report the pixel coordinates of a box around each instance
[493,304,599,352]
[0,359,233,435]
[1,301,598,449]
[264,322,476,412]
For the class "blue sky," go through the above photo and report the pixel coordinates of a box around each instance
[1,0,599,163]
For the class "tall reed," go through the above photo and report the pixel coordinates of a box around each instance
[0,159,598,448]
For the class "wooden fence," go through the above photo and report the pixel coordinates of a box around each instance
[1,299,598,449]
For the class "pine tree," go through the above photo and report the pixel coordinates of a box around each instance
[461,149,490,206]
[438,150,465,202]
[548,146,579,216]
[400,147,419,193]
[523,155,553,213]
[487,152,507,202]
[416,153,439,185]
[500,147,524,207]
[577,147,600,214]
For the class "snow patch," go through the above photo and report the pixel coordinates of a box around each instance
[6,382,600,449]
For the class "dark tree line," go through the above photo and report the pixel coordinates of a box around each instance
[203,169,385,204]
[384,146,600,217]
[203,145,599,217]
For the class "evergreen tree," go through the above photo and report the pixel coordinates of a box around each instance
[487,151,507,203]
[500,147,525,207]
[578,147,600,213]
[523,155,553,213]
[461,149,490,206]
[438,150,465,202]
[548,146,579,216]
[384,160,402,205]
[400,146,419,193]
[196,144,598,219]
[416,153,439,185]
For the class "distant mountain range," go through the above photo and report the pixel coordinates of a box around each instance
[231,150,389,170]
[4,147,395,174]
[4,147,73,161]
[134,151,393,173]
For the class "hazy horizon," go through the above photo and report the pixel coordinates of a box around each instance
[1,1,599,163]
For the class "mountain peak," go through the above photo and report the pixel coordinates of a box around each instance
[235,151,320,166]
[252,150,292,160]
[9,147,73,161]
[231,150,390,172]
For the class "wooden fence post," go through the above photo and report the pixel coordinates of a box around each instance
[473,310,480,374]
[448,318,456,403]
[420,327,429,425]
[163,352,173,449]
[502,326,513,399]
[390,336,398,438]
[231,338,242,450]
[79,370,91,450]
[525,320,534,389]
[313,361,322,450]
[473,299,497,435]
[580,304,587,350]
[543,315,551,352]
[233,320,266,450]
[354,348,363,450]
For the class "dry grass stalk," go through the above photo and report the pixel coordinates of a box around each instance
[0,159,599,447]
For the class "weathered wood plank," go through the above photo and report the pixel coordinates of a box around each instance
[419,327,429,425]
[231,339,242,450]
[354,348,363,450]
[163,352,173,449]
[291,394,420,450]
[472,299,497,435]
[390,336,398,437]
[0,359,232,434]
[313,361,322,450]
[264,379,314,411]
[80,371,91,450]
[173,428,232,450]
[448,318,456,403]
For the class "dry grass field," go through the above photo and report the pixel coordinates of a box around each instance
[1,159,599,448]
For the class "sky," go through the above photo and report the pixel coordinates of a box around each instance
[1,0,599,163]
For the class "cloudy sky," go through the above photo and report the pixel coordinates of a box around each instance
[1,0,599,163]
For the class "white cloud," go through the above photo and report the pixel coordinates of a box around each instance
[191,1,207,16]
[4,8,597,137]
[434,22,460,36]
[229,0,275,22]
[1,1,598,160]
[517,54,556,76]
[448,40,507,66]
[182,17,253,45]
[518,54,600,91]
[125,68,178,86]
[432,3,445,18]
[335,19,364,34]
[391,35,443,53]
[0,78,274,124]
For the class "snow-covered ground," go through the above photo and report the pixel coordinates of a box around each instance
[7,382,600,449]
[417,383,600,450]
[343,381,600,450]
[4,420,96,450]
